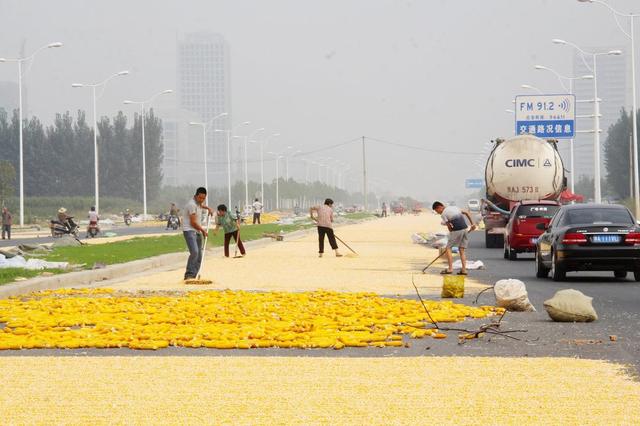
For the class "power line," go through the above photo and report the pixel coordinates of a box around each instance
[364,136,484,156]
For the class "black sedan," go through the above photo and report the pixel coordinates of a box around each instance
[535,204,640,281]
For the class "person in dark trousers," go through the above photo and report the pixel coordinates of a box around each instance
[310,198,342,258]
[214,204,246,257]
[182,187,213,280]
[381,202,388,218]
[1,207,12,240]
[252,198,263,224]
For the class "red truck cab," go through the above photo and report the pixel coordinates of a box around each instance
[504,200,561,260]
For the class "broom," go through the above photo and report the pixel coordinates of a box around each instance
[334,233,358,257]
[233,225,244,258]
[185,214,213,285]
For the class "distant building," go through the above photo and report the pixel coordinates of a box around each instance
[177,32,231,186]
[158,107,201,187]
[0,81,19,115]
[571,46,629,181]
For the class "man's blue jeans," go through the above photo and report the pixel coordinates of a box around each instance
[183,230,203,278]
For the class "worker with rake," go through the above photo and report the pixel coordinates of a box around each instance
[432,201,476,275]
[310,198,343,258]
[214,204,246,258]
[182,187,213,281]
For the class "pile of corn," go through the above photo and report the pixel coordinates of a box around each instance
[258,212,280,224]
[0,288,502,350]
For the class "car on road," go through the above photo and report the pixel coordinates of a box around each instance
[535,204,640,281]
[504,200,560,260]
[467,199,480,212]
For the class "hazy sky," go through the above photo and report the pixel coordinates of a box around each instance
[1,0,639,201]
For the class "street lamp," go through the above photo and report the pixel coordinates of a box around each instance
[553,38,622,203]
[240,127,264,208]
[267,151,284,209]
[250,133,280,204]
[72,70,129,214]
[189,112,228,192]
[0,41,63,226]
[215,121,251,207]
[521,84,544,94]
[124,89,173,220]
[578,0,640,215]
[535,65,594,194]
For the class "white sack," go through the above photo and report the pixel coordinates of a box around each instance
[494,279,536,312]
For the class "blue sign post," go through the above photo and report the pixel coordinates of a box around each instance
[515,94,576,138]
[465,179,484,189]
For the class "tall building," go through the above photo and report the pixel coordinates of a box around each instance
[571,46,629,182]
[176,32,231,187]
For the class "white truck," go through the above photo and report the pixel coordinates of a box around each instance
[482,135,566,248]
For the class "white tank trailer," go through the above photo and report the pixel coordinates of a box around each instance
[482,135,566,248]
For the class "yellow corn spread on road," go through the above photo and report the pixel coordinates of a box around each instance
[0,288,502,350]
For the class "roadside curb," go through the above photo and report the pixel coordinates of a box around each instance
[0,228,315,298]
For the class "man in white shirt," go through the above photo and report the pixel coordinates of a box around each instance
[182,187,213,280]
[432,201,477,275]
[252,198,263,224]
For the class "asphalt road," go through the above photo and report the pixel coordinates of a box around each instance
[0,225,179,248]
[2,232,639,372]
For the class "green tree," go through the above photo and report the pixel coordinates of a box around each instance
[604,108,635,198]
[0,160,16,204]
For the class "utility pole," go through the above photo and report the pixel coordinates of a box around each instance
[362,136,368,211]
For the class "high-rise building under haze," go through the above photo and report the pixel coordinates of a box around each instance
[571,47,629,187]
[170,32,231,187]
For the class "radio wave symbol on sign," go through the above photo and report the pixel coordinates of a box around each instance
[558,98,571,113]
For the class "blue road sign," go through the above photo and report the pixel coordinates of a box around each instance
[515,94,575,139]
[465,179,484,189]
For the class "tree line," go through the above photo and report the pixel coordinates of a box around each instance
[0,108,163,203]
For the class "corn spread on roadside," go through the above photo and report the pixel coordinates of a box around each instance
[0,288,503,350]
[1,357,639,425]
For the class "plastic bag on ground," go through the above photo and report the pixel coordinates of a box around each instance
[411,233,427,244]
[452,260,484,270]
[544,289,597,322]
[494,279,536,312]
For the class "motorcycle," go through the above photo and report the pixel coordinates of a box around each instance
[167,215,180,230]
[123,213,132,226]
[50,216,80,239]
[87,221,100,238]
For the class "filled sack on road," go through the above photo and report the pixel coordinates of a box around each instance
[544,289,597,322]
[494,279,536,312]
[441,275,464,298]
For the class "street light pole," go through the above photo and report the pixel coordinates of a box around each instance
[124,89,173,219]
[72,70,129,214]
[579,0,640,214]
[1,41,63,226]
[553,38,621,203]
[190,112,227,194]
[534,65,594,193]
[216,120,250,208]
[243,128,264,208]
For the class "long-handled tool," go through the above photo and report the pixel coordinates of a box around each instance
[233,227,244,258]
[422,249,447,274]
[185,215,213,285]
[334,233,358,256]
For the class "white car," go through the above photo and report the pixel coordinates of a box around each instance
[467,199,480,211]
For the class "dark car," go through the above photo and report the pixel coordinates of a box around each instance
[504,200,561,260]
[535,204,640,281]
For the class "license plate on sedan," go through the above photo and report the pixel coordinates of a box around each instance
[591,234,621,244]
[530,238,538,244]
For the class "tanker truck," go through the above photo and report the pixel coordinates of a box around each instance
[482,134,566,248]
